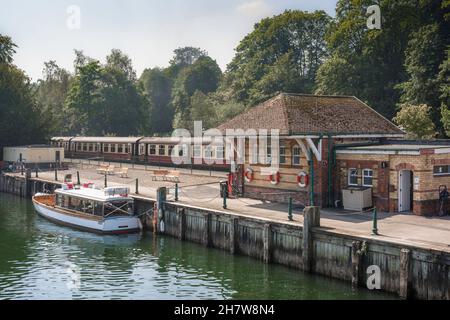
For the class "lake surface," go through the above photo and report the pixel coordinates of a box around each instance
[0,193,396,300]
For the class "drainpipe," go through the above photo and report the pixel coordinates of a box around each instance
[327,135,333,207]
[309,148,314,206]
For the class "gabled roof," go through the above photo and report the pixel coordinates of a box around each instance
[216,93,405,136]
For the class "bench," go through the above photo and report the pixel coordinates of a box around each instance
[117,167,129,178]
[151,170,169,181]
[166,170,180,182]
[96,164,109,174]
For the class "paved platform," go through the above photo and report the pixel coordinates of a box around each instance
[17,160,450,253]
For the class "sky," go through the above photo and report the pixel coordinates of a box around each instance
[0,0,336,81]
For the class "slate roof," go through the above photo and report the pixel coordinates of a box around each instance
[216,93,405,136]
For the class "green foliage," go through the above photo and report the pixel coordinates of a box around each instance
[223,10,331,106]
[35,61,73,135]
[316,0,449,132]
[0,35,17,64]
[171,55,222,129]
[393,103,436,139]
[139,68,173,134]
[0,64,49,155]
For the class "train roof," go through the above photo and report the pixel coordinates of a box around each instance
[70,137,143,143]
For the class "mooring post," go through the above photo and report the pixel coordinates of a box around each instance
[288,197,293,221]
[35,167,38,178]
[156,187,167,235]
[135,178,139,194]
[25,169,32,198]
[54,168,58,181]
[104,173,107,188]
[372,207,379,235]
[203,213,211,247]
[351,241,362,288]
[229,217,238,254]
[77,171,80,186]
[178,208,185,241]
[175,183,179,202]
[302,206,320,272]
[263,223,272,263]
[223,189,227,209]
[399,248,411,299]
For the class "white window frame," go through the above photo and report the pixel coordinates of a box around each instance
[348,168,359,186]
[215,146,224,160]
[193,145,202,158]
[292,146,301,166]
[279,145,286,164]
[362,169,374,187]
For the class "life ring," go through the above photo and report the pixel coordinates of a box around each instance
[269,172,280,185]
[297,172,309,188]
[244,168,254,183]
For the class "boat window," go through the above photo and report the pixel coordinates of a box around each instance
[104,201,133,217]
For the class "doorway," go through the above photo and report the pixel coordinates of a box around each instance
[398,170,413,212]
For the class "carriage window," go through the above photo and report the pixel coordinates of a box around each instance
[118,144,123,153]
[292,146,301,165]
[88,143,93,152]
[124,144,129,154]
[111,144,117,153]
[204,146,213,159]
[104,144,110,153]
[158,145,166,156]
[266,146,272,164]
[363,169,373,187]
[140,145,145,155]
[168,145,174,156]
[348,168,358,186]
[193,145,202,157]
[83,143,87,151]
[149,145,156,155]
[216,146,224,159]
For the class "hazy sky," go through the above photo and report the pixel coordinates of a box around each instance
[0,0,336,81]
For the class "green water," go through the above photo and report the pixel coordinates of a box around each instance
[0,193,396,300]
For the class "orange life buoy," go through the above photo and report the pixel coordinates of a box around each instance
[244,168,253,183]
[297,172,309,188]
[269,172,280,185]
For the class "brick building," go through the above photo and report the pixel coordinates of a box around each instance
[217,93,450,216]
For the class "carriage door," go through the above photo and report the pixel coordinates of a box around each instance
[55,151,61,164]
[398,170,413,212]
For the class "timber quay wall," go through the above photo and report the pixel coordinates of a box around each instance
[1,172,449,300]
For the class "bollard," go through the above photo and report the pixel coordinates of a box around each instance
[35,167,38,178]
[288,197,293,221]
[372,207,379,235]
[135,178,139,194]
[77,171,80,185]
[223,189,227,209]
[55,168,58,181]
[104,173,107,188]
[175,183,179,202]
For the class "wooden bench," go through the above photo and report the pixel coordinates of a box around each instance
[151,170,169,181]
[166,170,180,182]
[96,164,109,174]
[106,165,115,175]
[117,167,129,178]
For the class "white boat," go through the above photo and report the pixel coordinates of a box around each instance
[32,184,142,234]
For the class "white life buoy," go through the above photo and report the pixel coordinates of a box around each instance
[244,168,254,183]
[297,172,309,188]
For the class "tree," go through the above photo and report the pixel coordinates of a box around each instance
[397,23,447,133]
[166,47,208,79]
[0,35,17,64]
[439,49,450,136]
[35,61,73,135]
[139,68,173,134]
[223,10,331,106]
[190,91,217,130]
[0,63,48,157]
[316,0,449,123]
[171,55,222,129]
[65,61,103,134]
[393,103,436,139]
[106,49,136,82]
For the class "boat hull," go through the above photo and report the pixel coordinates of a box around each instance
[33,199,142,235]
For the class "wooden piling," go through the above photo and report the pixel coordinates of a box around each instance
[263,223,272,263]
[302,206,320,272]
[399,248,411,299]
[178,208,185,241]
[229,217,238,254]
[351,241,362,287]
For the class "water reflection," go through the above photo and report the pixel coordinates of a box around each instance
[0,193,396,300]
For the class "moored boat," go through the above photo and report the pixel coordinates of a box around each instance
[32,184,142,234]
